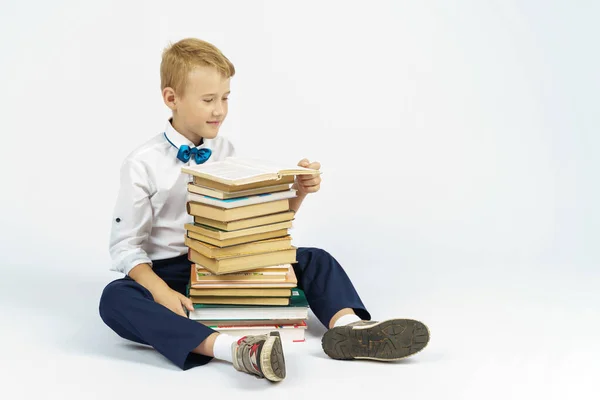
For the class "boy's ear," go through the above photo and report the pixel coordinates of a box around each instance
[162,87,177,111]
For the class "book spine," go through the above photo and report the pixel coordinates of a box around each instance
[197,271,286,277]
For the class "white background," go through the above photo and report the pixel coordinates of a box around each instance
[0,0,598,399]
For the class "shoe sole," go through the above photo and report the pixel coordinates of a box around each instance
[260,332,286,382]
[321,318,430,361]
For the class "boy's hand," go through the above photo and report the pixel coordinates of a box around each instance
[128,263,193,317]
[152,286,194,317]
[294,158,321,196]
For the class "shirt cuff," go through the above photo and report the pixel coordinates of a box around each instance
[111,252,153,276]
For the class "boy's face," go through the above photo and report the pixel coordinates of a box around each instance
[168,66,230,143]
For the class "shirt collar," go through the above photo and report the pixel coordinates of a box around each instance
[164,119,212,150]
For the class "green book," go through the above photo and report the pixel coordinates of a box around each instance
[192,288,308,309]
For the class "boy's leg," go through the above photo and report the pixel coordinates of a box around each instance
[99,277,215,370]
[293,247,430,361]
[99,255,286,380]
[292,247,371,328]
[209,332,286,382]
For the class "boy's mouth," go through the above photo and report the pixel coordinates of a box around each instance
[207,121,221,125]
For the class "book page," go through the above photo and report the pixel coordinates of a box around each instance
[184,159,269,181]
[227,157,318,176]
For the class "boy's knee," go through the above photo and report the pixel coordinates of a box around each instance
[307,247,333,260]
[99,279,134,317]
[297,247,335,268]
[99,282,118,318]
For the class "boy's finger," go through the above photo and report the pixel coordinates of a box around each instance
[173,305,186,317]
[307,161,321,170]
[175,302,188,316]
[299,177,320,185]
[297,158,310,167]
[302,186,319,193]
[298,175,310,181]
[299,172,320,180]
[178,293,194,311]
[299,180,316,187]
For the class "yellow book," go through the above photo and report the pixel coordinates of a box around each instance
[189,296,290,306]
[188,247,297,274]
[193,175,295,192]
[185,236,293,259]
[196,265,289,275]
[187,199,290,222]
[186,229,289,248]
[187,182,291,200]
[189,264,298,288]
[193,211,295,231]
[188,288,293,297]
[193,272,285,281]
[185,220,292,240]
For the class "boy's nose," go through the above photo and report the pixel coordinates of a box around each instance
[213,104,224,116]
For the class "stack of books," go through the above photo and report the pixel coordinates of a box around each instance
[180,157,320,342]
[187,264,309,342]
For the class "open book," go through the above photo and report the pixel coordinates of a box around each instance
[181,157,321,186]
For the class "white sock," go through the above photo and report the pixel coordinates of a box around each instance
[212,333,238,363]
[333,313,362,328]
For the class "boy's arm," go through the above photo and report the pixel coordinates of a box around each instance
[109,159,155,276]
[109,159,192,316]
[128,263,170,293]
[289,159,321,213]
[128,262,192,316]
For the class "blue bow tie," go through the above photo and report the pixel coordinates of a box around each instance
[163,132,212,164]
[177,145,212,164]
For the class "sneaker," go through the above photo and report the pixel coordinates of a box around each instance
[232,332,286,382]
[321,318,430,361]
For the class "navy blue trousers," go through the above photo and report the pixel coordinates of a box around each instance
[99,247,370,370]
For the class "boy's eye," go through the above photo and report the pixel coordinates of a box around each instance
[203,98,228,103]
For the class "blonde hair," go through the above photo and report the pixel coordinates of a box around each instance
[160,38,235,96]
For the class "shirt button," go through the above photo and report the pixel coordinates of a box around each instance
[116,218,121,223]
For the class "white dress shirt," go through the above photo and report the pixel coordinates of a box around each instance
[109,120,236,275]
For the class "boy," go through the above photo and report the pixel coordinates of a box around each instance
[100,38,430,383]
